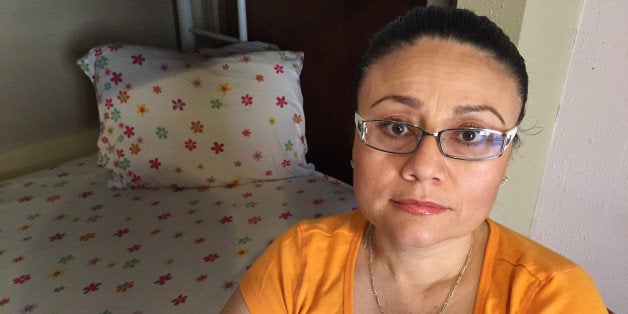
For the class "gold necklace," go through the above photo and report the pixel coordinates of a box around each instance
[363,223,473,314]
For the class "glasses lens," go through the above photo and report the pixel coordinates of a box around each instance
[363,120,421,153]
[440,129,504,159]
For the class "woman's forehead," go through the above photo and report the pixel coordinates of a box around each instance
[357,38,520,124]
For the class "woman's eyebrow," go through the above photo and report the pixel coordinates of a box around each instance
[454,105,505,125]
[369,95,423,109]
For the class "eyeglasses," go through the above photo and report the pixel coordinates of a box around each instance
[355,112,517,161]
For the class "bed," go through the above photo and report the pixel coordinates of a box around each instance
[0,0,427,312]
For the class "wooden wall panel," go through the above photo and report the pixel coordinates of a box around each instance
[221,1,427,184]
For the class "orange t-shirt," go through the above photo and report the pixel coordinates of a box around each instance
[239,210,607,313]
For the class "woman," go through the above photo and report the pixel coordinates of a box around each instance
[222,6,607,313]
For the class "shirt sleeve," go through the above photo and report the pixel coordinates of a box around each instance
[239,223,304,314]
[524,266,608,313]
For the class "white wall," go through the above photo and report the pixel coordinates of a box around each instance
[530,0,628,311]
[0,0,177,180]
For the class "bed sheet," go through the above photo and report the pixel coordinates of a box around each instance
[0,155,356,313]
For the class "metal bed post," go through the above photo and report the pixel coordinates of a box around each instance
[176,0,249,51]
[177,0,196,51]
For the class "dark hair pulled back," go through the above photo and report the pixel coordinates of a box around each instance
[356,6,528,126]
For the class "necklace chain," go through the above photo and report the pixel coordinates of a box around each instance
[363,223,473,314]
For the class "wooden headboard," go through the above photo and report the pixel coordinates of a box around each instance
[219,0,428,184]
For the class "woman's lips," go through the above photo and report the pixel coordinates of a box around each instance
[392,199,447,215]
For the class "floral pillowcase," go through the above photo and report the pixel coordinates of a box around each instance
[77,43,313,188]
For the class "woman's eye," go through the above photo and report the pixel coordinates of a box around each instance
[460,130,479,142]
[383,122,411,136]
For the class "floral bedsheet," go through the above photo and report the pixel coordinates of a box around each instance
[0,155,356,313]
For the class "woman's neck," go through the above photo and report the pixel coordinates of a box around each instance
[370,222,486,287]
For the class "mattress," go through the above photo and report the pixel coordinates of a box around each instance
[0,155,356,312]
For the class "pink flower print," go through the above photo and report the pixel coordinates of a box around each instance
[313,198,325,205]
[279,212,293,219]
[222,63,230,70]
[172,98,186,111]
[149,158,161,170]
[172,295,187,306]
[252,150,263,161]
[240,55,251,63]
[94,48,103,57]
[203,253,220,262]
[127,244,141,253]
[160,63,169,72]
[281,160,291,167]
[222,280,237,291]
[154,273,172,285]
[20,303,38,313]
[255,74,264,82]
[105,98,114,109]
[190,120,204,133]
[274,64,284,73]
[13,274,31,284]
[49,233,65,241]
[83,282,101,294]
[276,96,287,108]
[211,142,225,154]
[242,129,251,137]
[242,192,253,198]
[184,139,197,151]
[132,54,145,65]
[124,126,135,138]
[241,94,253,106]
[219,216,233,224]
[114,228,130,237]
[153,85,162,94]
[19,196,33,203]
[117,90,130,103]
[265,170,273,176]
[78,191,93,198]
[156,213,172,222]
[234,161,242,167]
[293,114,302,124]
[191,77,203,88]
[111,72,123,85]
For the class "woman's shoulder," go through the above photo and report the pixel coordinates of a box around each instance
[486,219,577,272]
[482,219,607,312]
[296,210,367,239]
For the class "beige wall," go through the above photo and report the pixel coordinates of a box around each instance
[0,0,178,180]
[458,0,583,235]
[457,0,527,44]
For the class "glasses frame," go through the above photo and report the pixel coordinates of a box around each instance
[354,112,518,161]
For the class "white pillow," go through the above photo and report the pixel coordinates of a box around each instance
[77,43,313,188]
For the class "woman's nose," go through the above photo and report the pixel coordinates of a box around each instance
[400,135,447,183]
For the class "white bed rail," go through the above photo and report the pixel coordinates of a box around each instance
[177,0,248,51]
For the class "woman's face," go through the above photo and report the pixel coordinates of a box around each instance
[353,38,521,248]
